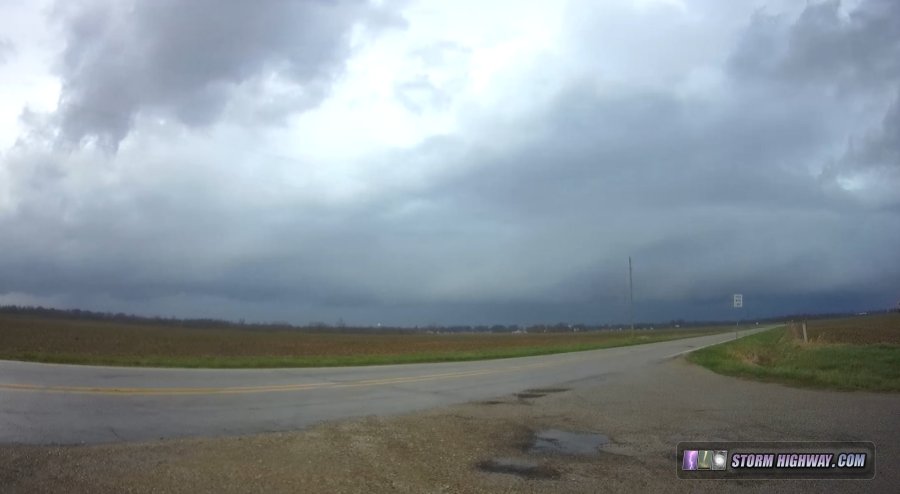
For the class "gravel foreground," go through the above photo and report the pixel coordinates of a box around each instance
[2,359,897,493]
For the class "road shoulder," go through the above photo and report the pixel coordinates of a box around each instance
[2,357,896,493]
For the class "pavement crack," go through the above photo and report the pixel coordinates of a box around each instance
[109,426,124,442]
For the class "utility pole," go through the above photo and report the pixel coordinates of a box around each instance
[629,256,634,334]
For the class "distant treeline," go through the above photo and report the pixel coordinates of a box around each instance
[0,305,891,334]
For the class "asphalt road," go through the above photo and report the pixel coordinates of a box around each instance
[0,328,769,445]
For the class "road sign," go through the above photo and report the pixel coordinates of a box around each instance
[733,294,743,308]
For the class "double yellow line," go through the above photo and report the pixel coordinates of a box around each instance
[0,356,574,396]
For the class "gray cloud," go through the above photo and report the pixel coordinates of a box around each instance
[729,0,900,205]
[416,77,900,314]
[852,92,900,170]
[394,42,469,113]
[730,0,900,89]
[1,0,899,325]
[0,37,13,64]
[50,0,403,149]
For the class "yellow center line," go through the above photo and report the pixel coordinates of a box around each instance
[0,354,582,396]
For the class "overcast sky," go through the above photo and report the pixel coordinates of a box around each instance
[1,0,898,326]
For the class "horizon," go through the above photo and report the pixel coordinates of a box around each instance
[1,303,892,330]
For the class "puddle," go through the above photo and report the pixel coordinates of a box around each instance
[515,392,546,399]
[476,457,561,480]
[476,400,505,405]
[528,429,610,456]
[523,387,569,394]
[515,387,570,400]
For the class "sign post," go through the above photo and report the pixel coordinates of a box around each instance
[733,294,743,339]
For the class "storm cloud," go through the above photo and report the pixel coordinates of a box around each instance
[50,0,402,149]
[0,38,13,65]
[0,0,898,325]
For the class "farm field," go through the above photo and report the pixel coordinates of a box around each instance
[688,313,900,391]
[792,313,900,344]
[0,313,735,368]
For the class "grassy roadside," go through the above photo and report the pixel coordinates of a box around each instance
[687,315,900,392]
[0,313,737,368]
[1,331,718,368]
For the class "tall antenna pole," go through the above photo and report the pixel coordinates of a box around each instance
[628,256,634,333]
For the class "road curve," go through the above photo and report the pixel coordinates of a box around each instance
[0,327,771,445]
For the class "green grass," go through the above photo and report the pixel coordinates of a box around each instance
[687,324,900,392]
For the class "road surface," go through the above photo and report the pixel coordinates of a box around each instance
[0,328,768,445]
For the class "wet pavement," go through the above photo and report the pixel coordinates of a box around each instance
[528,429,610,456]
[476,457,561,480]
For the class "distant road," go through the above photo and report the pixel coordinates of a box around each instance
[0,327,772,444]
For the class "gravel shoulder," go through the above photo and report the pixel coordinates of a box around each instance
[2,358,897,493]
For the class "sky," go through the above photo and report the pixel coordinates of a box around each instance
[0,0,898,326]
